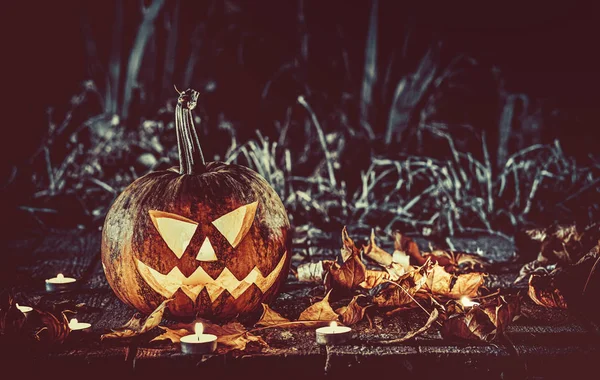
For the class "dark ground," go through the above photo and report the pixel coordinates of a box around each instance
[3,228,599,379]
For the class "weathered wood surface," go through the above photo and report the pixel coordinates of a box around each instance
[2,229,599,379]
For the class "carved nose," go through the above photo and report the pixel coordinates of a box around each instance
[196,237,218,261]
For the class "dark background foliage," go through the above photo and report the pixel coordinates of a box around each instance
[2,0,599,237]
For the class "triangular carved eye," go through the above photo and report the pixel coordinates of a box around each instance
[212,201,258,248]
[149,210,198,259]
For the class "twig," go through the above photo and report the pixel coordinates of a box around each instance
[583,250,600,295]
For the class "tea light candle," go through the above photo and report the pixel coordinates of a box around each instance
[68,318,91,331]
[16,303,33,313]
[180,323,217,355]
[316,321,352,345]
[460,296,480,310]
[45,273,77,292]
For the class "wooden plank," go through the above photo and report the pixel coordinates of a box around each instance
[16,230,101,284]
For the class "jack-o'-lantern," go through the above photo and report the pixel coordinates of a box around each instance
[101,89,290,319]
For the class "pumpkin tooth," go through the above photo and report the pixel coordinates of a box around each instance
[135,251,287,303]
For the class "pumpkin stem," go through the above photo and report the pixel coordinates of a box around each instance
[175,88,206,174]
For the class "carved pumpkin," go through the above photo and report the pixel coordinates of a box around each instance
[101,89,290,319]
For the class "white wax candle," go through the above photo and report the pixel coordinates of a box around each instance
[68,318,91,331]
[46,273,77,292]
[316,321,352,335]
[16,303,33,313]
[315,321,352,345]
[46,273,76,284]
[180,323,217,354]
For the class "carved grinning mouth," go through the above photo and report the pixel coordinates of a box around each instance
[136,251,287,302]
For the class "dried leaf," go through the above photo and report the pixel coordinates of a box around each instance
[372,262,431,308]
[299,290,339,323]
[518,223,600,278]
[455,252,488,273]
[425,263,484,298]
[34,309,70,344]
[101,298,171,340]
[340,226,359,262]
[325,228,366,293]
[363,230,406,280]
[296,261,332,283]
[441,295,520,342]
[359,270,391,289]
[214,322,268,353]
[364,229,393,267]
[336,296,370,326]
[256,304,291,327]
[424,250,487,273]
[441,307,495,341]
[381,308,439,344]
[528,273,568,309]
[0,292,27,338]
[151,326,190,343]
[394,231,424,264]
[481,295,520,337]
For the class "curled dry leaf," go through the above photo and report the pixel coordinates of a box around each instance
[151,326,190,343]
[425,263,484,299]
[424,250,488,273]
[34,309,71,344]
[0,292,27,339]
[364,230,393,267]
[528,273,568,309]
[324,228,366,293]
[359,270,391,289]
[380,308,439,344]
[517,223,600,281]
[481,295,520,337]
[364,230,406,280]
[372,261,432,308]
[394,231,425,265]
[441,295,520,342]
[256,304,291,327]
[214,322,268,354]
[336,295,370,326]
[340,226,358,262]
[298,290,339,324]
[101,298,171,340]
[296,261,333,284]
[441,307,496,341]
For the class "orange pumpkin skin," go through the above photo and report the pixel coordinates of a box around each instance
[101,89,290,320]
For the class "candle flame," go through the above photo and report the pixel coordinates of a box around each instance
[460,296,479,308]
[57,273,64,279]
[329,321,337,328]
[195,322,203,336]
[70,318,78,325]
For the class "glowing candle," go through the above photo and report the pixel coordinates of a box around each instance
[68,318,91,331]
[460,296,480,310]
[45,273,77,292]
[180,323,217,354]
[315,321,352,345]
[15,303,33,313]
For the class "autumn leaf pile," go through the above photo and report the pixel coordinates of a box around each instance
[0,292,72,348]
[517,223,600,316]
[292,227,520,343]
[7,224,599,355]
